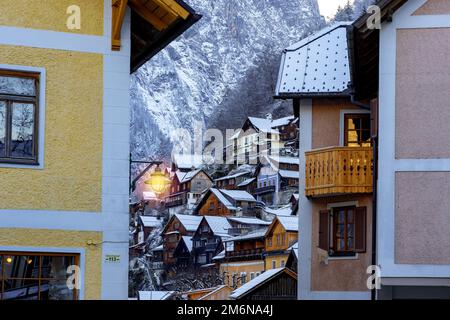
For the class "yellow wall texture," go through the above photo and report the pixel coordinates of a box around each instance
[220,261,265,288]
[0,228,103,300]
[0,0,104,35]
[0,45,103,212]
[265,254,290,270]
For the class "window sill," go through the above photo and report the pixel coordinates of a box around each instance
[328,253,359,261]
[0,161,43,170]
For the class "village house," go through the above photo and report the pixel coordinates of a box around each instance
[214,169,253,190]
[162,214,202,266]
[129,215,162,258]
[219,229,267,289]
[0,0,200,300]
[264,216,298,270]
[254,156,299,206]
[149,245,164,270]
[191,216,231,267]
[165,169,213,212]
[173,236,193,268]
[195,188,258,217]
[276,0,450,300]
[229,268,297,300]
[228,115,297,165]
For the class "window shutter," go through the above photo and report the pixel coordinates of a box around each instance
[355,206,367,253]
[318,210,330,251]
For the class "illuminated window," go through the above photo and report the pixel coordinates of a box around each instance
[344,113,371,147]
[0,252,79,300]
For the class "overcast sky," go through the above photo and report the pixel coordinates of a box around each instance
[317,0,355,20]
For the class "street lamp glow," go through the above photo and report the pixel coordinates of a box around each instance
[144,166,170,194]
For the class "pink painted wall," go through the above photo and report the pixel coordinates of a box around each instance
[395,172,450,264]
[395,28,450,159]
[413,0,450,15]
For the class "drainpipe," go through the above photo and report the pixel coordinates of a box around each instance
[350,93,377,300]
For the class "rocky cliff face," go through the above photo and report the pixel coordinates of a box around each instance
[131,0,325,161]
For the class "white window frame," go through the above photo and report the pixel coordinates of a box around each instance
[0,64,46,169]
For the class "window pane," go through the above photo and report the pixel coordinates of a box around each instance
[361,130,371,144]
[0,101,5,157]
[41,256,76,280]
[3,255,40,279]
[347,117,359,130]
[0,75,36,96]
[11,103,34,158]
[347,237,354,250]
[2,279,40,300]
[362,116,370,131]
[40,279,76,300]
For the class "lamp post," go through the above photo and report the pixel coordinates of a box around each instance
[129,154,169,195]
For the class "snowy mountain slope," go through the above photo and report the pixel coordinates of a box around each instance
[131,0,325,161]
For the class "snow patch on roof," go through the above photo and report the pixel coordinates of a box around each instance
[182,236,193,252]
[220,189,256,202]
[175,214,203,232]
[227,217,271,226]
[269,156,299,165]
[264,205,293,217]
[237,177,256,187]
[204,216,232,236]
[279,170,299,179]
[140,216,162,228]
[210,188,237,210]
[215,170,251,181]
[278,216,299,232]
[224,228,268,242]
[229,268,285,299]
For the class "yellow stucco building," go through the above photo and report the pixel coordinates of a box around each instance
[0,0,199,300]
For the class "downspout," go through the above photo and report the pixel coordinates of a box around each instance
[350,93,377,301]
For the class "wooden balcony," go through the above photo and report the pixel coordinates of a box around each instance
[305,147,373,197]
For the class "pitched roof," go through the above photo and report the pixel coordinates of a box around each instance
[269,156,299,165]
[275,22,353,98]
[215,170,251,182]
[264,205,293,217]
[237,177,256,187]
[248,117,279,134]
[219,189,256,202]
[176,169,210,183]
[203,216,232,237]
[277,216,299,232]
[229,268,297,299]
[174,214,203,232]
[270,116,295,127]
[139,216,162,228]
[172,153,206,170]
[209,188,237,210]
[227,217,271,226]
[279,170,300,179]
[289,241,299,259]
[224,229,268,242]
[181,236,193,252]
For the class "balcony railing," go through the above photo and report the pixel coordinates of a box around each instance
[254,185,276,195]
[305,146,373,197]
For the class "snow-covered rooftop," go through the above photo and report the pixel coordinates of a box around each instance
[275,22,352,97]
[181,236,193,252]
[176,169,205,183]
[289,241,299,259]
[277,216,299,232]
[269,156,299,165]
[248,117,279,134]
[212,250,225,261]
[279,170,300,179]
[220,189,256,202]
[203,216,232,237]
[210,188,237,210]
[138,291,175,300]
[224,229,267,242]
[227,217,271,226]
[237,177,256,187]
[270,116,295,128]
[174,214,203,232]
[150,244,163,252]
[229,268,287,299]
[264,205,293,217]
[140,216,162,228]
[215,170,251,182]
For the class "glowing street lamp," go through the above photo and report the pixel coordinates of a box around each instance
[144,166,171,195]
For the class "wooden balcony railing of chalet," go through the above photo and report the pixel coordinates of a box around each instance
[305,146,373,197]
